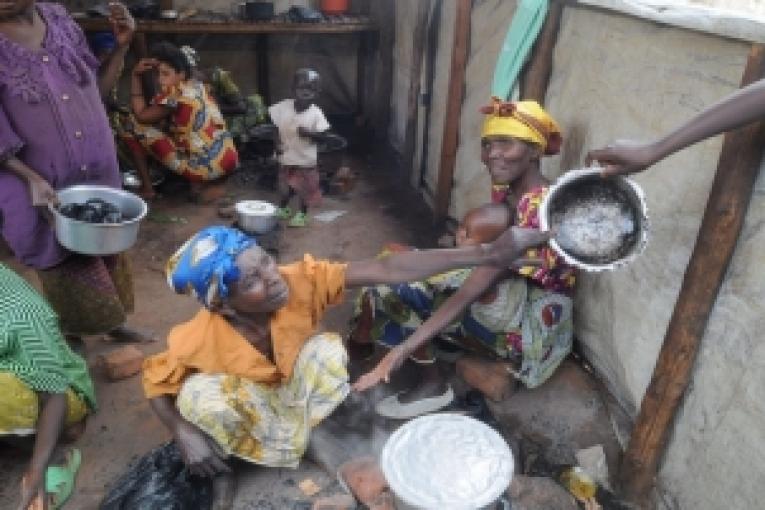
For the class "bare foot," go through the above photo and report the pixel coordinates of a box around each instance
[107,325,157,343]
[212,472,237,510]
[338,457,388,504]
[456,356,515,402]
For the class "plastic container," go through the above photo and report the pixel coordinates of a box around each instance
[320,0,349,15]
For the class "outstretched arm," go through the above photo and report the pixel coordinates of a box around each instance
[352,266,505,392]
[586,77,765,176]
[344,227,548,288]
[18,393,67,510]
[97,3,134,97]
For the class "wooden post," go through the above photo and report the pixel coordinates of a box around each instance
[401,1,432,183]
[520,0,563,103]
[434,0,472,221]
[620,43,765,503]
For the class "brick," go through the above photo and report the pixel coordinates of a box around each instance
[99,345,145,381]
[311,494,356,510]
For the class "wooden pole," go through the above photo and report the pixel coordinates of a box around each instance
[520,0,563,103]
[620,43,765,503]
[401,1,432,183]
[433,0,472,221]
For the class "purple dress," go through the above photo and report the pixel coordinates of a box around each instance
[0,3,121,269]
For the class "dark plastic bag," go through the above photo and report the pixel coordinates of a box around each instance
[100,442,213,510]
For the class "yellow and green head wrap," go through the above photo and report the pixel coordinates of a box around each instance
[480,98,562,156]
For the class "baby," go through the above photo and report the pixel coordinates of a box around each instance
[268,68,331,227]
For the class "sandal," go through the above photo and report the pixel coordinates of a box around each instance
[375,386,454,419]
[45,447,81,509]
[288,211,308,228]
[275,207,292,220]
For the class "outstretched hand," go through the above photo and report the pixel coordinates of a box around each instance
[585,140,662,177]
[352,346,408,392]
[488,227,550,267]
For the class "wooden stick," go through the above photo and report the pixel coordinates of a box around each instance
[434,0,472,221]
[620,43,765,503]
[520,0,563,103]
[401,1,431,184]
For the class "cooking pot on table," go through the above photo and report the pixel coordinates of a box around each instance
[50,185,147,256]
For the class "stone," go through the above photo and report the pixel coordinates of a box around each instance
[311,494,356,510]
[487,360,622,478]
[508,475,578,510]
[99,345,145,381]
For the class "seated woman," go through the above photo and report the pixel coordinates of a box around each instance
[121,42,239,200]
[350,203,538,418]
[142,225,545,506]
[0,264,96,509]
[352,100,576,415]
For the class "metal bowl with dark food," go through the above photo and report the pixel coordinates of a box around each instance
[50,185,148,256]
[539,167,649,272]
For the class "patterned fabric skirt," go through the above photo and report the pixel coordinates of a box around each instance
[176,333,349,468]
[279,165,322,207]
[0,372,88,436]
[119,115,238,182]
[355,276,573,388]
[37,254,134,337]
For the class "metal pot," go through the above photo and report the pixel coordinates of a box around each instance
[539,167,649,272]
[235,200,277,234]
[50,185,148,256]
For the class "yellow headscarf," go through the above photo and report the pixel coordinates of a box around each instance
[480,98,562,156]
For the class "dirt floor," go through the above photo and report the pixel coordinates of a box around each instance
[0,150,627,509]
[0,151,442,509]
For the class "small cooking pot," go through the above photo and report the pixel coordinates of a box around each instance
[244,1,274,21]
[50,185,148,256]
[235,200,277,234]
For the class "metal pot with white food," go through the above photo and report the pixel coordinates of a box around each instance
[235,200,277,235]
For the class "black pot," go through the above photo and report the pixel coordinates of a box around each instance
[244,1,274,21]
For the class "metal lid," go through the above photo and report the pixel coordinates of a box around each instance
[381,414,514,510]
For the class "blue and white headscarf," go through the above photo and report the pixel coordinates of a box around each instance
[166,226,256,308]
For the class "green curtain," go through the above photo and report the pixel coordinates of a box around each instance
[491,0,549,100]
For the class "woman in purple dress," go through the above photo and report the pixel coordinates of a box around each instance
[0,1,149,343]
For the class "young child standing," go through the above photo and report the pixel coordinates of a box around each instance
[268,69,331,228]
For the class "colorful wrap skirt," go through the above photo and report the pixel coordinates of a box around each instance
[37,254,134,337]
[355,270,573,388]
[118,114,238,183]
[0,372,88,436]
[176,333,349,468]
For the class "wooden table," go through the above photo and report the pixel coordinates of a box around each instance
[78,18,378,110]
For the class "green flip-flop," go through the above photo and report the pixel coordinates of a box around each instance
[275,207,293,220]
[288,211,308,228]
[45,447,81,509]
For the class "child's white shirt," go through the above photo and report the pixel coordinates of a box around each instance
[268,99,330,167]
